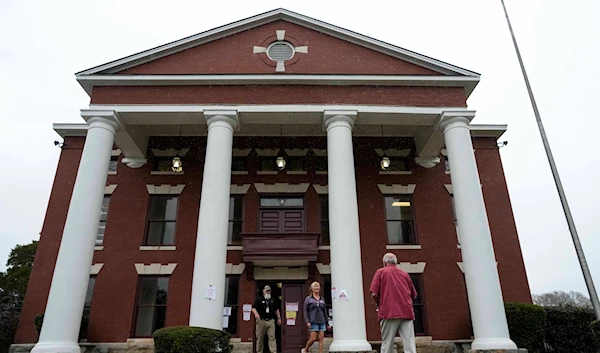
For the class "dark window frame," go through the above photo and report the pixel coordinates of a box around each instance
[83,276,96,318]
[316,156,328,172]
[409,274,428,335]
[319,195,330,245]
[224,275,240,335]
[383,194,418,245]
[153,158,175,172]
[228,196,244,245]
[383,157,410,172]
[231,157,247,172]
[144,195,180,246]
[108,156,119,172]
[97,195,111,246]
[132,276,170,338]
[287,157,305,172]
[259,157,277,172]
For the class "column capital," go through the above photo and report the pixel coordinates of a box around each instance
[204,110,239,131]
[81,110,121,133]
[439,111,476,132]
[323,110,357,131]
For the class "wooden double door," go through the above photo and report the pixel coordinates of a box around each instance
[259,196,305,234]
[257,281,306,353]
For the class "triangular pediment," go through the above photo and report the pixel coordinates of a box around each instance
[76,9,478,77]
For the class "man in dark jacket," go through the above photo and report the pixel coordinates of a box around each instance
[251,285,281,353]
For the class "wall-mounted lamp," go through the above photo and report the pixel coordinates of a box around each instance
[276,156,286,170]
[172,154,183,172]
[497,141,508,148]
[380,156,391,170]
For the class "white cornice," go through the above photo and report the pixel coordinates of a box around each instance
[76,74,480,98]
[75,9,479,78]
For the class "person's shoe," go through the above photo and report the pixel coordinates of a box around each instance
[301,349,306,353]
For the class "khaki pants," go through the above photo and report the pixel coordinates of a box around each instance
[380,319,416,353]
[256,319,276,353]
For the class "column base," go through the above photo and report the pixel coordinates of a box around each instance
[328,339,372,352]
[30,341,80,353]
[471,337,518,350]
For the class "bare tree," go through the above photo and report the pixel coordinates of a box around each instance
[532,291,592,308]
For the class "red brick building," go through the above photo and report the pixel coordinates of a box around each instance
[14,9,531,353]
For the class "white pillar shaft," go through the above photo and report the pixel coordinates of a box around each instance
[33,117,118,353]
[325,113,372,352]
[189,114,237,330]
[442,116,517,350]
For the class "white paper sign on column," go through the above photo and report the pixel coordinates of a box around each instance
[331,287,337,299]
[222,316,229,328]
[243,312,251,321]
[223,307,232,316]
[205,285,216,300]
[243,304,252,312]
[338,290,349,301]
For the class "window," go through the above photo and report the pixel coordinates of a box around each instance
[83,276,96,317]
[145,196,179,245]
[320,196,329,244]
[224,276,239,334]
[260,197,304,207]
[288,157,305,171]
[410,274,426,335]
[231,157,247,172]
[451,196,460,245]
[228,197,243,244]
[385,158,410,172]
[384,195,417,244]
[316,157,328,172]
[108,156,118,172]
[96,196,111,246]
[134,277,169,337]
[259,158,277,172]
[154,158,173,172]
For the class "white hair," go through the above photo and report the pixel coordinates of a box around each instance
[383,253,398,265]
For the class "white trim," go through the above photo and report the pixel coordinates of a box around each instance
[225,263,246,275]
[374,148,411,157]
[253,266,309,280]
[316,171,328,175]
[255,148,280,157]
[227,245,244,250]
[151,148,189,157]
[284,148,309,157]
[379,171,413,175]
[233,148,252,157]
[445,171,452,175]
[254,183,310,193]
[146,184,186,194]
[257,171,278,175]
[316,263,331,274]
[386,245,422,250]
[317,245,331,250]
[139,246,176,251]
[134,263,177,275]
[94,246,104,251]
[286,171,307,175]
[107,171,117,176]
[111,149,122,156]
[312,184,328,195]
[104,185,118,195]
[230,184,251,195]
[312,149,327,157]
[231,171,249,175]
[396,262,426,274]
[90,263,104,275]
[377,184,416,195]
[75,9,478,77]
[445,184,453,194]
[150,171,185,176]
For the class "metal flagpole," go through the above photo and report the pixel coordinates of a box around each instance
[499,0,600,319]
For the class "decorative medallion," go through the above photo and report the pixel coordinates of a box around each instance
[253,30,308,72]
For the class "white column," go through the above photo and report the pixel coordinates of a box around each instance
[324,111,372,352]
[32,116,119,353]
[189,111,238,330]
[441,115,517,350]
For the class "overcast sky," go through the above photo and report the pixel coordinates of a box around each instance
[1,0,599,297]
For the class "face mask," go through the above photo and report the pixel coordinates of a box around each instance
[264,293,271,300]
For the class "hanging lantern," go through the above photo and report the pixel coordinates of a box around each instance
[172,155,183,172]
[380,156,391,170]
[276,156,286,170]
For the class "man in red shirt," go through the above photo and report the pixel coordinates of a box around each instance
[370,253,418,353]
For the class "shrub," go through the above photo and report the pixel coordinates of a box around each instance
[544,306,599,353]
[590,320,600,339]
[504,302,546,353]
[153,326,232,353]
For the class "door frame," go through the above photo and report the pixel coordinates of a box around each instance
[257,195,306,233]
